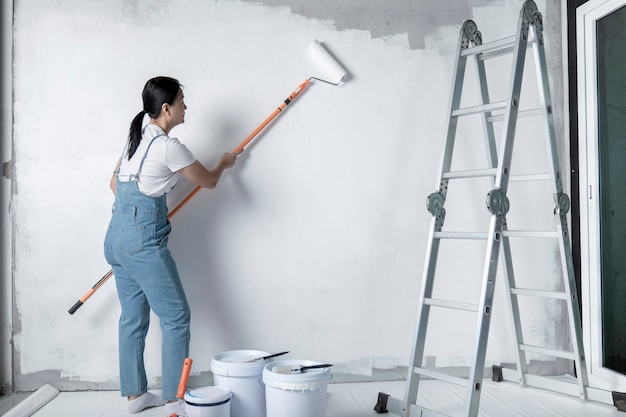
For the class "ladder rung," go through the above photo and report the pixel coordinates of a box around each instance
[452,101,506,117]
[462,34,536,61]
[511,288,568,300]
[453,105,542,122]
[509,173,552,182]
[413,366,468,387]
[502,230,559,238]
[519,344,576,360]
[461,35,517,57]
[434,231,488,240]
[424,298,478,312]
[435,231,558,240]
[487,107,544,122]
[442,171,551,182]
[443,168,497,179]
[501,368,585,399]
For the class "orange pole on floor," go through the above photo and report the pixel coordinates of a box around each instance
[176,358,193,399]
[170,358,193,417]
[68,80,311,315]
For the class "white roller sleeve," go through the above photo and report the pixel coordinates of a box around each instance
[3,384,60,417]
[308,40,347,84]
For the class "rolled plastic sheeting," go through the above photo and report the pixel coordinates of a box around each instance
[3,384,60,417]
[308,40,347,84]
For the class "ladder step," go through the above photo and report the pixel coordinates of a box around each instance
[454,105,543,120]
[413,366,468,387]
[487,107,544,122]
[452,101,506,117]
[434,231,488,240]
[442,168,497,179]
[519,344,576,360]
[442,170,551,181]
[508,173,552,182]
[434,231,558,240]
[424,298,479,312]
[462,35,517,57]
[500,368,585,399]
[510,288,568,300]
[502,230,559,238]
[462,34,536,61]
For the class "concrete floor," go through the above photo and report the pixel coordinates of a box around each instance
[1,379,624,417]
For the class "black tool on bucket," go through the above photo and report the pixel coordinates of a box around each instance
[274,364,333,374]
[244,351,290,363]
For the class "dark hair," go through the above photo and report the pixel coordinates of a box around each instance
[127,76,181,160]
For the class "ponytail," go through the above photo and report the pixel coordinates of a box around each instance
[126,76,181,160]
[127,110,145,160]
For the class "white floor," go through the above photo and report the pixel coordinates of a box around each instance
[11,379,623,417]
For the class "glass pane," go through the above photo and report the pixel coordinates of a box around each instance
[597,4,626,375]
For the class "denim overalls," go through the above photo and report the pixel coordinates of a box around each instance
[104,134,191,401]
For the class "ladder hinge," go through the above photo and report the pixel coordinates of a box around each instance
[461,20,482,49]
[427,192,446,227]
[522,0,543,31]
[486,189,510,216]
[554,193,570,215]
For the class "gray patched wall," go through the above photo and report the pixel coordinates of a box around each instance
[242,0,474,49]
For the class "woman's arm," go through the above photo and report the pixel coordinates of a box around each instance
[178,152,238,189]
[110,158,121,195]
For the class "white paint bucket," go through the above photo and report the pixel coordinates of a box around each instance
[211,350,272,417]
[262,360,331,417]
[184,386,231,417]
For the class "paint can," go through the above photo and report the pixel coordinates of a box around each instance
[184,386,231,417]
[262,360,331,417]
[211,350,272,417]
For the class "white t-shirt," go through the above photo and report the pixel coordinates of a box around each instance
[117,124,196,197]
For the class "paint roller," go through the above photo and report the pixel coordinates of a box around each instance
[307,39,348,85]
[3,384,60,417]
[68,40,347,315]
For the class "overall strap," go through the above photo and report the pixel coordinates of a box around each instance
[130,133,166,182]
[113,133,166,182]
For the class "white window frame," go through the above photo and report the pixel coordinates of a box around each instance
[577,0,626,392]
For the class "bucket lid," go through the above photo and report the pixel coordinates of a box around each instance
[262,360,331,391]
[211,350,272,377]
[184,386,231,406]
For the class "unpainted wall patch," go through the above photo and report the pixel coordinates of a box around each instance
[240,0,488,49]
[15,368,120,392]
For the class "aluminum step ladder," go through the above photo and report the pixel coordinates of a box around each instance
[375,2,588,416]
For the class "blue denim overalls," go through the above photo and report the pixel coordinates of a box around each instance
[104,134,191,401]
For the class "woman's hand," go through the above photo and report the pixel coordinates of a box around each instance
[217,152,238,169]
[178,151,239,189]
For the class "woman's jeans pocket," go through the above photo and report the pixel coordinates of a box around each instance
[119,225,145,255]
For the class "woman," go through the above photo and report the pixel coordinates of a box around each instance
[104,76,238,414]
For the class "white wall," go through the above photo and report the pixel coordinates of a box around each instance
[8,0,566,391]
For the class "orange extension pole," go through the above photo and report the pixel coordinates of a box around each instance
[68,80,311,315]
